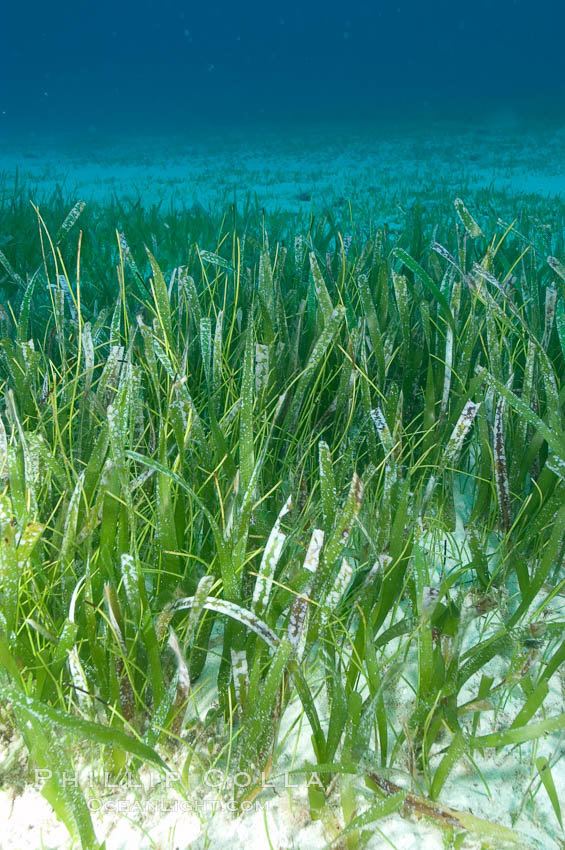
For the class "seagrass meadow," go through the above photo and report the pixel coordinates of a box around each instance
[0,183,564,850]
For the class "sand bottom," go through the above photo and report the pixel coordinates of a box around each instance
[1,115,564,219]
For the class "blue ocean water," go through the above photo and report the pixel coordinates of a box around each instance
[1,0,563,130]
[0,0,564,207]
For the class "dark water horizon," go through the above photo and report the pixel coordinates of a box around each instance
[1,0,564,140]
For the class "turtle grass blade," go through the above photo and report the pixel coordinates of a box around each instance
[258,248,276,334]
[125,450,231,578]
[309,250,334,323]
[168,595,279,648]
[55,200,86,244]
[287,661,326,763]
[238,637,293,774]
[184,574,216,648]
[198,248,234,271]
[556,298,565,360]
[429,731,466,800]
[147,248,174,350]
[536,757,563,829]
[240,324,255,497]
[252,495,292,616]
[8,689,100,849]
[17,272,38,341]
[454,198,484,239]
[316,471,363,597]
[4,681,169,769]
[482,369,565,461]
[506,503,565,628]
[340,791,406,838]
[0,247,25,288]
[366,772,524,846]
[285,305,345,429]
[318,440,337,532]
[470,712,565,749]
[393,247,456,332]
[357,272,386,382]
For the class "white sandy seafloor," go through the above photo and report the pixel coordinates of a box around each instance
[0,117,564,849]
[0,115,565,217]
